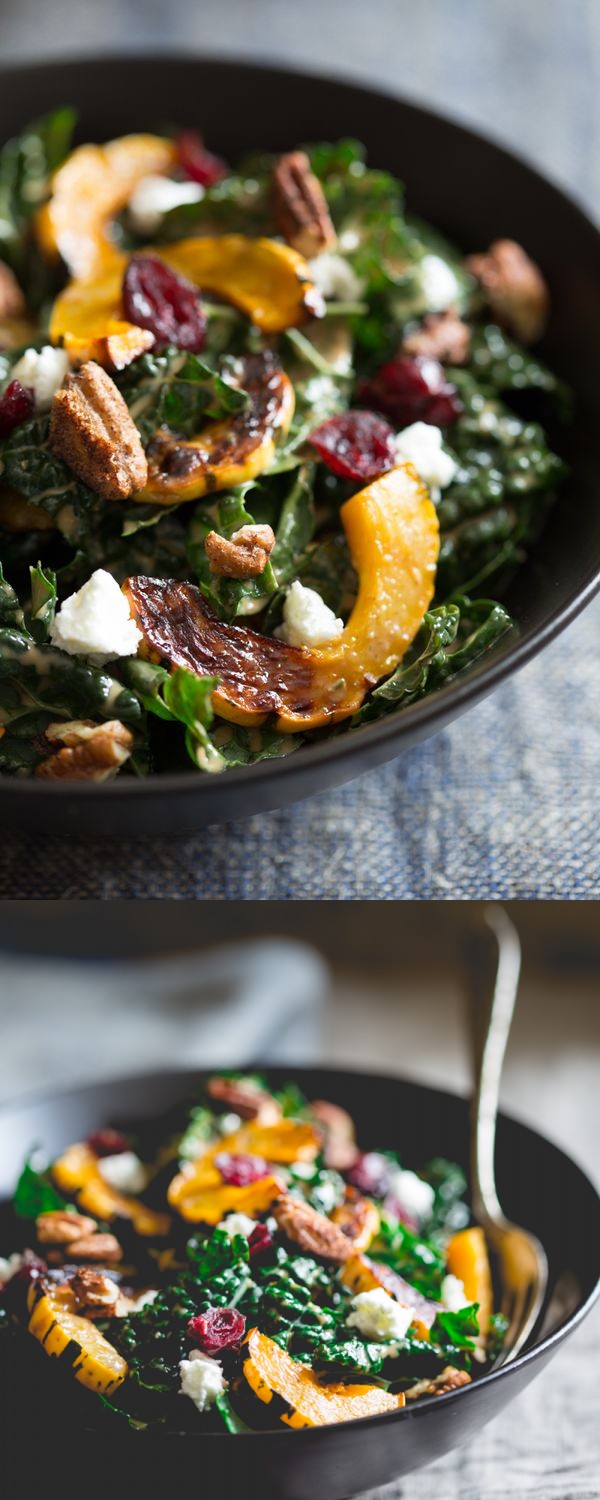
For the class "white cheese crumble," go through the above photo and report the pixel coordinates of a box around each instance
[394,422,457,492]
[98,1150,147,1194]
[217,1112,242,1136]
[441,1274,469,1312]
[277,581,344,649]
[307,251,365,302]
[0,1252,24,1285]
[50,569,143,663]
[179,1349,225,1411]
[128,174,205,235]
[347,1288,413,1342]
[11,345,69,410]
[386,1168,436,1223]
[419,254,460,312]
[129,1289,160,1313]
[217,1212,257,1239]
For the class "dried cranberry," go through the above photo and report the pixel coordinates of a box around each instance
[347,1152,391,1199]
[0,379,34,438]
[122,254,206,353]
[187,1307,246,1354]
[15,1250,47,1284]
[248,1223,273,1258]
[214,1152,269,1187]
[359,354,462,428]
[308,410,397,481]
[177,130,228,187]
[87,1128,130,1157]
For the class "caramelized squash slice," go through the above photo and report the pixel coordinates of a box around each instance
[36,133,176,280]
[28,1279,128,1394]
[232,1118,321,1163]
[52,1142,170,1237]
[125,463,439,731]
[168,1171,281,1225]
[341,1254,440,1332]
[243,1327,404,1427]
[446,1227,493,1333]
[168,1116,320,1220]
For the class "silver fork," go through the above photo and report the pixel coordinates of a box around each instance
[465,904,548,1364]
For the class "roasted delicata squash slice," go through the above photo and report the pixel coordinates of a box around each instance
[125,463,439,731]
[242,1328,404,1427]
[36,133,177,280]
[168,1172,281,1225]
[446,1227,493,1333]
[231,1119,321,1163]
[168,1117,320,1220]
[52,1143,170,1237]
[28,1279,128,1395]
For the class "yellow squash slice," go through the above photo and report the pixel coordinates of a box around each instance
[36,133,176,280]
[243,1327,404,1427]
[446,1227,493,1333]
[52,1142,170,1237]
[28,1280,127,1395]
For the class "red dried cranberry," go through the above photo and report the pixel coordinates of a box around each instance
[177,130,228,187]
[359,354,462,428]
[87,1128,130,1157]
[214,1152,269,1187]
[187,1307,246,1354]
[0,379,34,438]
[15,1250,47,1284]
[347,1151,391,1199]
[122,254,206,353]
[248,1223,273,1258]
[308,410,397,481]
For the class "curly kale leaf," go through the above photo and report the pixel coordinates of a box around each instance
[431,1304,480,1354]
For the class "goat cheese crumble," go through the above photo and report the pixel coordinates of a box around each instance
[98,1150,147,1194]
[128,174,205,235]
[0,1252,24,1285]
[50,569,143,663]
[386,1167,436,1223]
[217,1212,257,1239]
[394,422,457,492]
[11,345,69,410]
[179,1348,225,1411]
[441,1274,469,1312]
[347,1287,413,1341]
[307,251,365,302]
[278,581,344,648]
[419,254,460,312]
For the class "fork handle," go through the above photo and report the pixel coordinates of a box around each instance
[464,905,522,1228]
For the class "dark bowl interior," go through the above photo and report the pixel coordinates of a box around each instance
[1,1065,599,1498]
[0,55,599,834]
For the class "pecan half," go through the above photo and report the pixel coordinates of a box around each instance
[204,524,276,579]
[405,1365,471,1401]
[49,360,148,500]
[207,1075,282,1123]
[0,263,26,320]
[273,1192,353,1263]
[402,308,471,364]
[272,151,336,259]
[36,720,133,782]
[71,1267,120,1313]
[68,1232,123,1263]
[465,239,549,344]
[310,1100,358,1171]
[36,1210,97,1245]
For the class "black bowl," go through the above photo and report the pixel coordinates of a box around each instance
[1,1065,598,1498]
[1,55,599,835]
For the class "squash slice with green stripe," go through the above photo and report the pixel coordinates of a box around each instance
[28,1280,128,1395]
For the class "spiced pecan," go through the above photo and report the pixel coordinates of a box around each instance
[68,1232,123,1263]
[36,719,133,782]
[402,308,471,364]
[71,1267,120,1313]
[272,150,336,259]
[0,262,26,320]
[310,1100,358,1171]
[207,1075,282,1123]
[204,524,276,580]
[465,238,549,344]
[405,1365,471,1401]
[331,1187,378,1247]
[49,360,148,500]
[36,1210,97,1245]
[273,1192,353,1263]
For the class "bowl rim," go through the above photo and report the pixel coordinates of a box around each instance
[3,1061,599,1440]
[1,50,600,804]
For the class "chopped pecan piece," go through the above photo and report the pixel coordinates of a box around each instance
[207,1075,282,1123]
[273,1192,353,1263]
[310,1100,358,1171]
[68,1232,123,1264]
[36,719,133,782]
[0,262,26,319]
[465,239,549,344]
[49,360,148,500]
[405,1365,471,1400]
[272,150,336,259]
[402,308,471,364]
[71,1266,120,1313]
[331,1187,378,1248]
[204,524,276,579]
[36,1210,97,1245]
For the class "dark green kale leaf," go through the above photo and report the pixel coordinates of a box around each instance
[354,596,511,724]
[0,106,76,290]
[0,413,100,539]
[420,1158,470,1236]
[117,346,249,447]
[0,563,23,626]
[129,662,222,772]
[468,324,572,414]
[431,1304,480,1354]
[187,483,277,621]
[13,1156,70,1218]
[371,1216,447,1300]
[487,1311,509,1359]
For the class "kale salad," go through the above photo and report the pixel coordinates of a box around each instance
[0,1073,507,1432]
[0,111,569,780]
